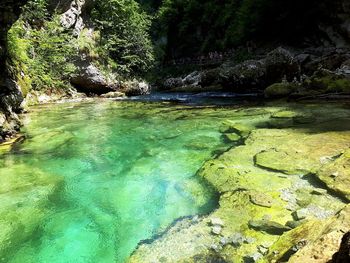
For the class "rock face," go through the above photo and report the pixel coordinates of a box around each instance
[59,0,88,36]
[0,0,28,141]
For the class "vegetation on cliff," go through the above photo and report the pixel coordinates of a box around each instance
[7,0,154,93]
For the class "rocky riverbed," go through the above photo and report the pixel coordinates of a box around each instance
[129,101,350,263]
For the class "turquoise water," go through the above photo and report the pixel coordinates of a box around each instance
[0,101,236,263]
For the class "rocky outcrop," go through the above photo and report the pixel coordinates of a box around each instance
[0,0,28,141]
[161,47,300,93]
[59,0,88,36]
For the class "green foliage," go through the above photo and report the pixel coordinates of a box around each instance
[155,0,336,60]
[21,0,49,26]
[91,0,155,76]
[28,17,77,89]
[8,14,77,91]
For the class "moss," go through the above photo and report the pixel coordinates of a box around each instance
[308,70,350,93]
[264,82,298,98]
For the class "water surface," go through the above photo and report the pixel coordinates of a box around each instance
[0,101,239,263]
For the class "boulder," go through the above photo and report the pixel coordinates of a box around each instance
[162,71,202,91]
[220,59,266,91]
[265,47,300,83]
[121,81,150,96]
[264,82,299,98]
[71,64,118,95]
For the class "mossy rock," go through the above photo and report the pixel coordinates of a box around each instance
[223,133,241,142]
[264,83,298,98]
[308,69,350,93]
[316,149,350,201]
[264,205,350,263]
[271,110,299,118]
[219,120,252,138]
[269,110,316,127]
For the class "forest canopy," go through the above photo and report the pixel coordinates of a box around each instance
[152,0,337,60]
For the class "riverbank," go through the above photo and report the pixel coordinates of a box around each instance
[129,101,350,263]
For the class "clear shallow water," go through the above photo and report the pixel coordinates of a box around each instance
[0,101,238,263]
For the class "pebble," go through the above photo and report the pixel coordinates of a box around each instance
[231,232,246,247]
[243,252,263,263]
[257,245,269,255]
[211,225,222,235]
[210,244,223,252]
[210,217,224,226]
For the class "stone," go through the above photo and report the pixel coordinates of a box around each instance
[220,59,267,91]
[220,237,229,246]
[121,81,150,96]
[293,209,309,220]
[71,64,117,94]
[219,121,252,138]
[265,47,300,83]
[271,110,299,118]
[249,191,274,208]
[230,232,246,247]
[223,133,241,142]
[210,244,223,253]
[210,217,224,227]
[100,91,126,98]
[243,252,263,263]
[286,220,307,229]
[211,225,222,235]
[257,245,269,255]
[248,219,291,235]
[266,205,350,263]
[161,71,205,92]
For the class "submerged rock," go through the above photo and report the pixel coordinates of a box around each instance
[248,219,291,235]
[219,120,252,138]
[249,191,274,208]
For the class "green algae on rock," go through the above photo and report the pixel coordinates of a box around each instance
[316,149,350,201]
[129,102,350,263]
